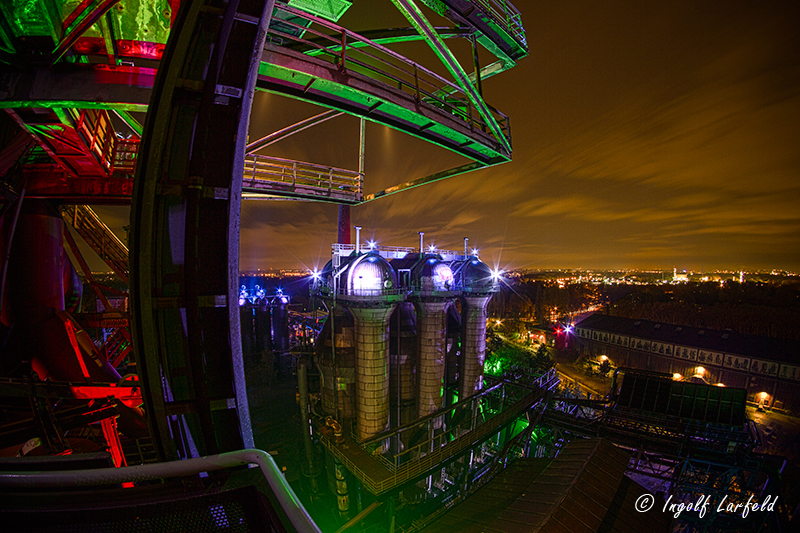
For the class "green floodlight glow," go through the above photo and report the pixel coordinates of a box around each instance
[287,0,352,22]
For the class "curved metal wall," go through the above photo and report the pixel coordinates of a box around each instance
[130,0,275,461]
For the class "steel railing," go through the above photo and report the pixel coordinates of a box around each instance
[471,0,527,48]
[267,4,511,145]
[243,154,363,200]
[321,368,558,495]
[61,204,129,283]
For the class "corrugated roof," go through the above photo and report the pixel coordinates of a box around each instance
[577,314,800,363]
[424,439,671,533]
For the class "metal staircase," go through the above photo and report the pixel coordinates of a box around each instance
[60,204,129,283]
[102,327,133,368]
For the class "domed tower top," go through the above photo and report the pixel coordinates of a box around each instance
[392,253,454,294]
[451,257,498,295]
[345,252,397,294]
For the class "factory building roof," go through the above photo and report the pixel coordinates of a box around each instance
[424,438,670,533]
[576,314,800,364]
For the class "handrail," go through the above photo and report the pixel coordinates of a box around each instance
[360,380,507,446]
[320,368,558,495]
[61,204,130,283]
[0,449,322,533]
[470,0,527,46]
[243,154,363,200]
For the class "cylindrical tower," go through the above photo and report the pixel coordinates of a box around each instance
[316,306,357,421]
[350,305,396,441]
[336,253,400,444]
[451,257,497,400]
[4,200,65,327]
[459,295,492,398]
[392,252,456,421]
[415,300,449,418]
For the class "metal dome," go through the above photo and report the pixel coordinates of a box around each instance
[423,257,454,291]
[346,253,396,293]
[391,253,453,291]
[452,257,496,293]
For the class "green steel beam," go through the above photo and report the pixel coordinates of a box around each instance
[50,0,121,65]
[391,0,512,155]
[113,109,143,136]
[257,47,508,163]
[98,10,119,65]
[361,159,503,202]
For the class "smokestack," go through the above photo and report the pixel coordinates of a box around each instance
[338,205,351,244]
[464,237,468,256]
[419,232,424,253]
[354,226,362,254]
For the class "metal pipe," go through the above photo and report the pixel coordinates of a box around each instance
[358,117,366,175]
[245,109,343,154]
[297,357,315,477]
[0,187,25,317]
[354,226,362,254]
[0,449,322,533]
[464,237,468,256]
[419,231,424,253]
[338,205,351,244]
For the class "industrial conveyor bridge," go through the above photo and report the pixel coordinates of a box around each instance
[322,369,559,496]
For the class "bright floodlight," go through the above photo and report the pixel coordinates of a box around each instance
[311,269,321,281]
[428,244,436,252]
[367,240,376,249]
[491,269,502,280]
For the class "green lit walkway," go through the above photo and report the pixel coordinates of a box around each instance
[322,369,559,495]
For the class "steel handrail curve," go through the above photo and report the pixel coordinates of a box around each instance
[243,155,362,195]
[246,169,360,191]
[0,448,321,533]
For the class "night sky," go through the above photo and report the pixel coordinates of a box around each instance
[98,0,800,273]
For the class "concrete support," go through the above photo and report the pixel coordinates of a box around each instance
[415,300,449,419]
[350,305,397,443]
[459,296,491,400]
